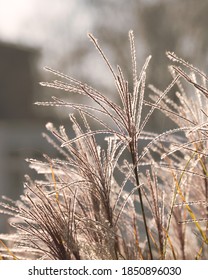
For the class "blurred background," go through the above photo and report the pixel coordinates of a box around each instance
[0,0,208,232]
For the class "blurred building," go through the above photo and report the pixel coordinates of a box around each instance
[0,42,48,232]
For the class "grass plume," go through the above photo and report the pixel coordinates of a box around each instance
[0,31,207,259]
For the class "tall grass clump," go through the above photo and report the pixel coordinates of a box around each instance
[0,31,207,260]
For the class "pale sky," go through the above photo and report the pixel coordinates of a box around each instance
[0,0,36,42]
[0,0,93,66]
